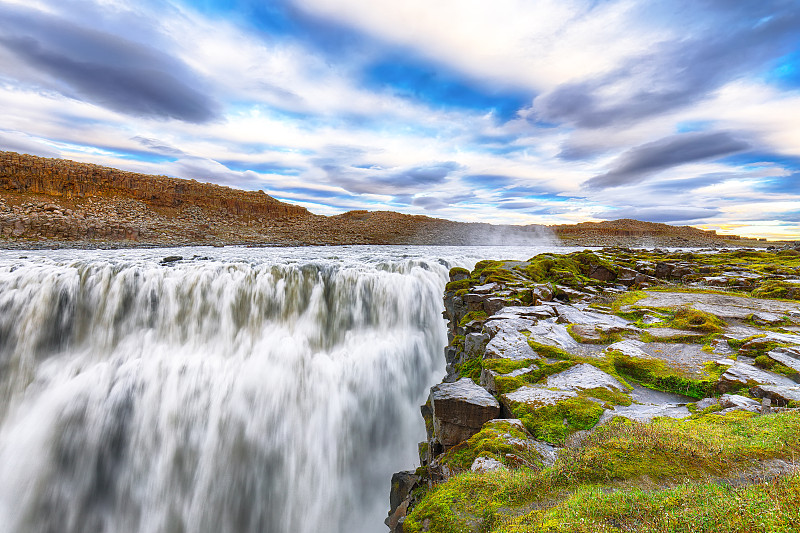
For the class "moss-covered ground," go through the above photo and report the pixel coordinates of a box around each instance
[425,247,800,532]
[406,411,800,532]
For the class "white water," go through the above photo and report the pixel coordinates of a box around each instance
[0,245,575,533]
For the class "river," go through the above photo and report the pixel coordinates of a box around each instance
[0,245,576,533]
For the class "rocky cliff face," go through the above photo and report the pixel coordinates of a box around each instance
[389,247,800,532]
[0,151,771,247]
[0,151,308,218]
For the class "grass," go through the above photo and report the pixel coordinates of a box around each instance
[405,411,800,533]
[492,475,800,532]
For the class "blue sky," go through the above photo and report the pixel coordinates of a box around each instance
[0,0,799,238]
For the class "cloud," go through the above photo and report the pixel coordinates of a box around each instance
[531,2,800,129]
[0,130,59,158]
[584,132,750,189]
[132,136,187,157]
[322,160,462,195]
[0,4,219,122]
[596,206,722,224]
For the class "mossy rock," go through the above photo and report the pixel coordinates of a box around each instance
[439,420,545,473]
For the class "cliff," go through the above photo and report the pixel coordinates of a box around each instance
[389,247,800,532]
[0,151,308,219]
[0,151,768,247]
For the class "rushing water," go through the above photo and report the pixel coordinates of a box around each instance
[0,244,575,533]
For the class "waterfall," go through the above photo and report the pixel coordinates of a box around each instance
[0,248,452,533]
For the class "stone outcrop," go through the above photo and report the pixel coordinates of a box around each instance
[391,247,800,530]
[429,378,501,448]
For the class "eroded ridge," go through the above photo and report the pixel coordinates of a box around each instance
[388,246,800,533]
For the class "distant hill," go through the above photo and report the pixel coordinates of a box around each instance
[0,151,759,247]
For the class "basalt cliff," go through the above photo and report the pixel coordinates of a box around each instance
[0,151,768,248]
[389,247,800,532]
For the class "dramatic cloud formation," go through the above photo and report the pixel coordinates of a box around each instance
[585,132,751,189]
[0,0,798,238]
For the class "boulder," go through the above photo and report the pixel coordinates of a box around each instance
[464,332,490,356]
[750,384,800,406]
[719,394,761,412]
[654,262,675,279]
[569,324,605,343]
[430,378,501,447]
[718,363,797,392]
[484,297,508,315]
[588,264,616,282]
[694,397,719,410]
[389,471,420,514]
[545,363,626,393]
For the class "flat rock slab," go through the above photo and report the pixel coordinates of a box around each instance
[501,386,576,414]
[553,304,632,328]
[485,330,539,361]
[718,362,797,392]
[527,322,579,352]
[630,291,800,320]
[766,347,800,373]
[640,342,722,377]
[750,384,800,405]
[645,327,707,341]
[607,339,649,358]
[431,378,501,447]
[484,317,535,337]
[601,382,692,423]
[545,363,626,392]
[491,305,557,320]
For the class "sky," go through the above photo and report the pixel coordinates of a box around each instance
[0,0,799,239]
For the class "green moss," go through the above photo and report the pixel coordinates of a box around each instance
[482,358,540,374]
[457,357,483,382]
[495,474,800,533]
[609,350,720,398]
[449,266,470,279]
[445,278,470,292]
[752,280,800,300]
[440,420,545,473]
[579,386,632,407]
[507,395,605,445]
[668,306,726,333]
[458,310,488,328]
[566,323,622,344]
[492,360,575,395]
[609,290,648,318]
[526,340,573,361]
[405,411,800,532]
[754,354,798,377]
